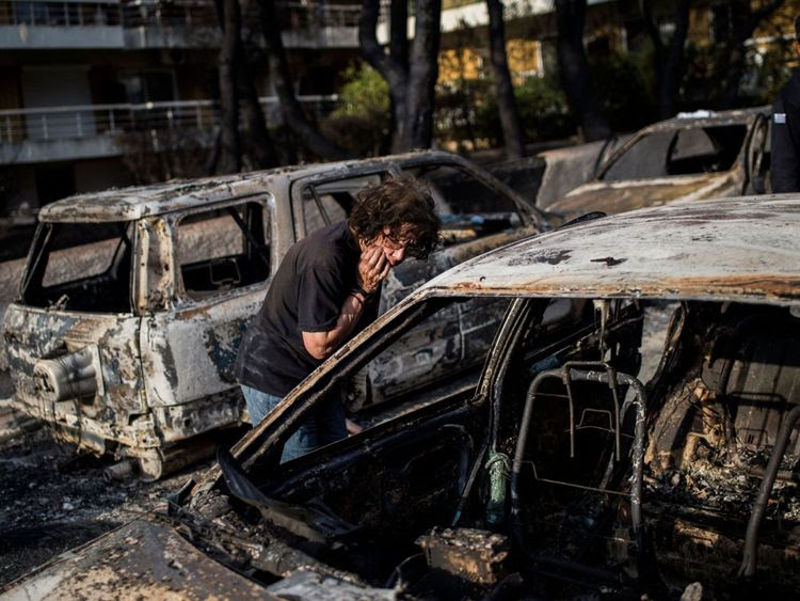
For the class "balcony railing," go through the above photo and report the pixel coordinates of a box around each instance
[0,0,120,26]
[123,0,363,29]
[0,0,365,29]
[0,96,338,144]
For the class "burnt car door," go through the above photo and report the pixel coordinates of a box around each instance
[138,193,274,473]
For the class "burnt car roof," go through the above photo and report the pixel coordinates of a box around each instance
[639,105,768,131]
[37,151,495,223]
[420,195,800,306]
[37,173,277,222]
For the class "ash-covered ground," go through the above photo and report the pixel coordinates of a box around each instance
[0,377,213,588]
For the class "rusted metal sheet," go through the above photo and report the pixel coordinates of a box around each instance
[265,570,398,601]
[135,217,173,313]
[423,196,800,305]
[140,294,257,408]
[0,520,277,601]
[37,174,264,223]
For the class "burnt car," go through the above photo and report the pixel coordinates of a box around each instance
[4,195,800,600]
[546,107,771,219]
[0,151,546,478]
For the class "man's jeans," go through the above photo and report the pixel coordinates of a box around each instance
[240,384,346,463]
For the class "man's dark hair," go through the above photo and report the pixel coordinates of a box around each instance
[349,175,440,260]
[796,15,800,42]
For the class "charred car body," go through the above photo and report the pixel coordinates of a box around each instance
[5,196,800,600]
[1,151,545,478]
[547,107,771,219]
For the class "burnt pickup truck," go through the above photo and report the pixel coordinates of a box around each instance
[1,151,546,478]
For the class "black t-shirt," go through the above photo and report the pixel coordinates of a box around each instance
[235,221,376,396]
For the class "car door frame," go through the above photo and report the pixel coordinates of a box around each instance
[138,188,281,445]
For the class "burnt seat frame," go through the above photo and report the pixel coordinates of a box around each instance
[510,361,647,579]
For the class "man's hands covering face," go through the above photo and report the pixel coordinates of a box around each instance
[357,244,391,294]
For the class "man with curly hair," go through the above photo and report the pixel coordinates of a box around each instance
[234,175,440,461]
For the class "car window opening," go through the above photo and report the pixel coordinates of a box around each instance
[21,220,134,313]
[410,165,522,245]
[177,200,270,301]
[602,124,748,181]
[302,167,523,248]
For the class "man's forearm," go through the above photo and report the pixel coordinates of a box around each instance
[302,291,369,360]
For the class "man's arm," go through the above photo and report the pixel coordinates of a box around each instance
[302,245,390,360]
[302,291,369,360]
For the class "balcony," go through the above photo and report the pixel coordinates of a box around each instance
[0,0,365,49]
[0,95,338,164]
[0,1,124,47]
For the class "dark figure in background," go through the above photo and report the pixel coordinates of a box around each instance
[234,176,440,462]
[772,16,800,193]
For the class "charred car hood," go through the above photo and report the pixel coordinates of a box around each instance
[0,518,401,601]
[0,519,274,601]
[548,173,736,220]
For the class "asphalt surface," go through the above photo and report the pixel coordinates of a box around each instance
[0,400,212,588]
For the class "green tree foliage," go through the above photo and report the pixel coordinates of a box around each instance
[335,62,391,119]
[471,75,572,147]
[513,76,572,140]
[328,22,792,154]
[321,62,391,156]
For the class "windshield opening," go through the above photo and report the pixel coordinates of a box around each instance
[408,164,523,242]
[601,124,747,181]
